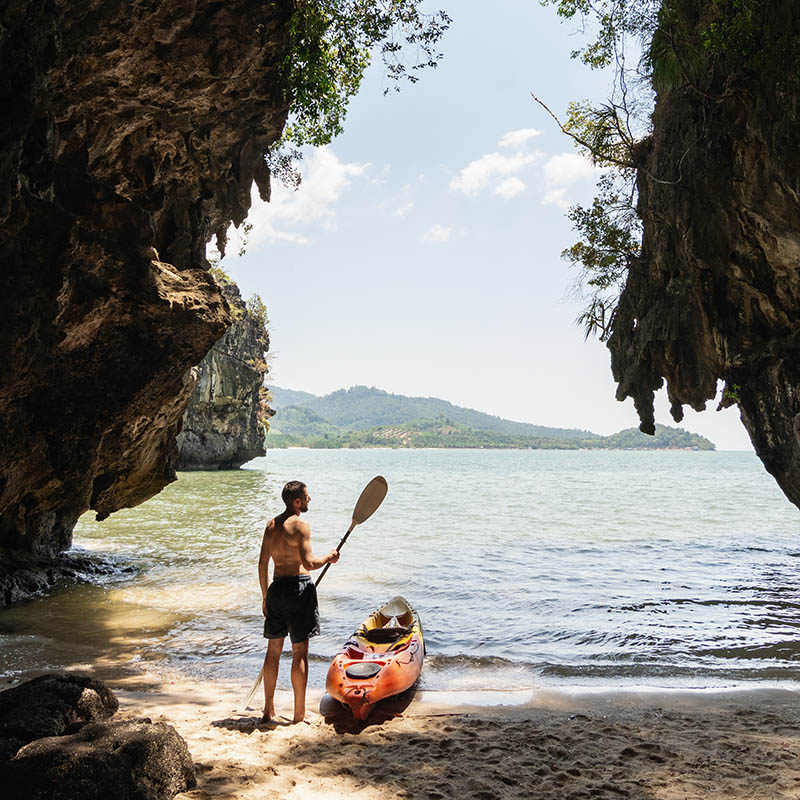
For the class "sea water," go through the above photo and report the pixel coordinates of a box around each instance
[2,449,800,694]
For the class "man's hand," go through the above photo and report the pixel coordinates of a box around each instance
[262,595,267,617]
[328,549,340,564]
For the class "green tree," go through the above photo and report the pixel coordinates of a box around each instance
[268,0,451,173]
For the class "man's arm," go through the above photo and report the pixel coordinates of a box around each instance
[258,526,271,616]
[297,520,339,571]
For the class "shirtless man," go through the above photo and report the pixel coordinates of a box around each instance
[258,480,339,723]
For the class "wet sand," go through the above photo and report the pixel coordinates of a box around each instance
[110,676,800,799]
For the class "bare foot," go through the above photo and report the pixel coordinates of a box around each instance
[261,707,275,722]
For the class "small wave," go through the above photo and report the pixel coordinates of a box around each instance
[424,653,518,670]
[694,641,800,660]
[538,661,800,683]
[614,597,800,612]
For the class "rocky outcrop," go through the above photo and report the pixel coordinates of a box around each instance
[5,719,196,800]
[0,550,135,609]
[176,281,270,469]
[608,1,800,508]
[0,675,194,800]
[0,1,291,557]
[0,674,118,763]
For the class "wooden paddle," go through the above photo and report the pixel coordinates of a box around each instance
[315,474,388,587]
[242,475,389,709]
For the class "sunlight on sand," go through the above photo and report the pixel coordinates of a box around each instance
[108,583,244,613]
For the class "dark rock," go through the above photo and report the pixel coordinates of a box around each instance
[177,281,271,469]
[0,551,135,607]
[4,718,196,800]
[0,674,118,762]
[608,1,800,508]
[0,0,291,558]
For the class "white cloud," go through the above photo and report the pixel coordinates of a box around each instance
[421,224,451,243]
[228,147,369,248]
[450,151,541,196]
[541,188,569,209]
[539,152,603,209]
[499,128,542,149]
[543,152,601,187]
[495,177,526,199]
[395,202,415,217]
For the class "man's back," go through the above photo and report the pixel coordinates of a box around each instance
[264,512,309,577]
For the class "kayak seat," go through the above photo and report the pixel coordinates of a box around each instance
[363,626,412,644]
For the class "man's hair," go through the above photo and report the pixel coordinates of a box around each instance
[282,480,307,507]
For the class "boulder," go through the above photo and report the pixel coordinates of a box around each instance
[0,674,118,762]
[4,718,196,800]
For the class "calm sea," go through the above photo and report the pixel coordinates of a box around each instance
[3,449,800,694]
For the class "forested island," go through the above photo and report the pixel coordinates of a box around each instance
[266,386,715,450]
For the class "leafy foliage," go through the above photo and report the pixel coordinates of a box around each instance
[564,172,640,340]
[277,1,451,149]
[246,293,270,353]
[542,0,661,69]
[258,386,275,435]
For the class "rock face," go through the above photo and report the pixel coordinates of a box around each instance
[176,281,270,470]
[608,2,800,508]
[0,1,291,557]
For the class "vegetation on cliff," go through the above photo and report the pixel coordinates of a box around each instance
[539,1,800,509]
[542,0,800,341]
[267,0,451,182]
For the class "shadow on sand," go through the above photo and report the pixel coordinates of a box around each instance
[319,684,418,733]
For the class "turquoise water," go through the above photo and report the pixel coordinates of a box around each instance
[3,449,800,693]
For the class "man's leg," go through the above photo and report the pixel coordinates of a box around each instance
[262,637,284,721]
[290,639,309,723]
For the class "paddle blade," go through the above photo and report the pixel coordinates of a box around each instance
[352,475,388,525]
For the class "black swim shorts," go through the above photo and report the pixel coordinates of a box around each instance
[264,574,320,643]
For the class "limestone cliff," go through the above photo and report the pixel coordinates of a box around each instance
[176,281,271,470]
[0,0,291,557]
[608,1,800,508]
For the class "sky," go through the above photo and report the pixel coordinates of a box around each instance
[215,0,753,451]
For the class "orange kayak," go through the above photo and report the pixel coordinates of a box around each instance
[326,596,424,720]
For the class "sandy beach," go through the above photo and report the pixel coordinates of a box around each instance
[108,675,800,799]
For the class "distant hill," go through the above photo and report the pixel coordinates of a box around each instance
[269,385,598,440]
[266,386,715,451]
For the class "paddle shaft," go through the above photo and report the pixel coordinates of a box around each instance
[315,521,356,587]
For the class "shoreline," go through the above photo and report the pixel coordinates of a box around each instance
[105,674,800,798]
[265,445,716,452]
